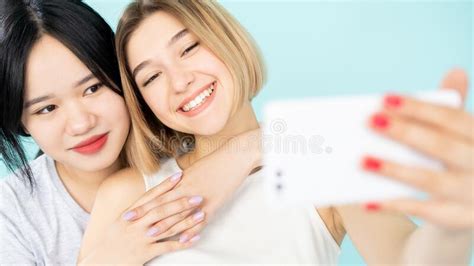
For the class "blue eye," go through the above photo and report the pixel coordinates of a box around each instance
[181,42,199,57]
[36,105,57,115]
[84,83,103,96]
[143,73,161,87]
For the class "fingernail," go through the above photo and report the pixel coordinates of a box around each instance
[189,235,200,243]
[122,210,137,221]
[169,172,183,183]
[362,156,382,172]
[179,234,189,243]
[365,202,381,211]
[384,94,403,109]
[189,196,203,206]
[146,227,160,237]
[193,211,205,222]
[370,113,390,130]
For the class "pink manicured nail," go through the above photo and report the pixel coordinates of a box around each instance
[179,234,189,243]
[189,196,203,206]
[146,227,160,237]
[384,94,404,109]
[169,172,183,182]
[189,235,200,243]
[122,210,137,221]
[193,211,205,222]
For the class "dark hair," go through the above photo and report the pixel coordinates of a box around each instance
[0,0,122,190]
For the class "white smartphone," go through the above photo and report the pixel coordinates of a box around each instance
[262,90,461,207]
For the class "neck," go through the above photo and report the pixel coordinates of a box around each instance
[56,158,122,212]
[184,101,259,167]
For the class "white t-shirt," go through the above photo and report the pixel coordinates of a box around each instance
[144,158,340,265]
[0,155,89,265]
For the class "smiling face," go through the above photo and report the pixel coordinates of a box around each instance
[21,35,130,172]
[127,11,234,136]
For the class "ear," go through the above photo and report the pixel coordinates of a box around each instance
[21,124,30,136]
[439,68,469,106]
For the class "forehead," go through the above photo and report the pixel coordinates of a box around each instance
[127,11,185,69]
[25,35,91,97]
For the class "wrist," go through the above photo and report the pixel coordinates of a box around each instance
[233,128,262,170]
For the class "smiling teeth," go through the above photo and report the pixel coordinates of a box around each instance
[182,83,215,112]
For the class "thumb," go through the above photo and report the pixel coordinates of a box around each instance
[439,68,469,106]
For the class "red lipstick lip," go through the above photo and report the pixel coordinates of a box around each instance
[71,133,109,155]
[177,81,216,111]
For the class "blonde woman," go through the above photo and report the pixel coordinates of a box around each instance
[81,0,473,264]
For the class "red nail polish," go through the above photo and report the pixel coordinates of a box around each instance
[384,94,403,109]
[371,113,390,130]
[365,202,381,211]
[362,156,382,171]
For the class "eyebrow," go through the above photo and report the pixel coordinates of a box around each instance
[23,95,54,109]
[168,28,188,47]
[74,73,95,88]
[23,73,96,109]
[131,28,189,79]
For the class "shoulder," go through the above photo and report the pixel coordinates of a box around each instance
[95,167,145,210]
[98,167,145,196]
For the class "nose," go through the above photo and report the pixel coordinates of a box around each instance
[64,102,97,136]
[167,64,194,94]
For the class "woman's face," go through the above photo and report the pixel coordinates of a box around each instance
[127,11,234,136]
[21,35,130,172]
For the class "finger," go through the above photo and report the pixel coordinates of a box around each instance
[361,156,461,200]
[176,221,207,244]
[138,196,203,228]
[381,94,473,142]
[440,68,469,105]
[145,239,199,262]
[380,198,473,229]
[134,172,184,207]
[369,112,473,171]
[142,209,193,240]
[153,210,206,242]
[122,172,184,221]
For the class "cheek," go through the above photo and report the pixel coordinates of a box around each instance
[27,119,64,153]
[199,52,234,95]
[97,93,130,127]
[141,89,171,121]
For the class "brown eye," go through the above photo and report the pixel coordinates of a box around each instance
[143,73,161,87]
[181,42,199,57]
[36,105,57,115]
[84,83,103,96]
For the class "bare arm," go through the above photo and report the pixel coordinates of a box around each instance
[335,205,472,265]
[78,168,145,261]
[79,128,262,263]
[124,128,263,241]
[78,169,203,264]
[335,205,416,265]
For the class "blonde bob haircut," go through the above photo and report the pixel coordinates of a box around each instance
[116,0,266,174]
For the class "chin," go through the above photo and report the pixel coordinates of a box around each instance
[71,152,120,172]
[186,118,229,137]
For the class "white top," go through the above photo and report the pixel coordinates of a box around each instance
[0,155,89,265]
[144,158,340,265]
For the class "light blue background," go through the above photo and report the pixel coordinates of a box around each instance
[1,1,472,265]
